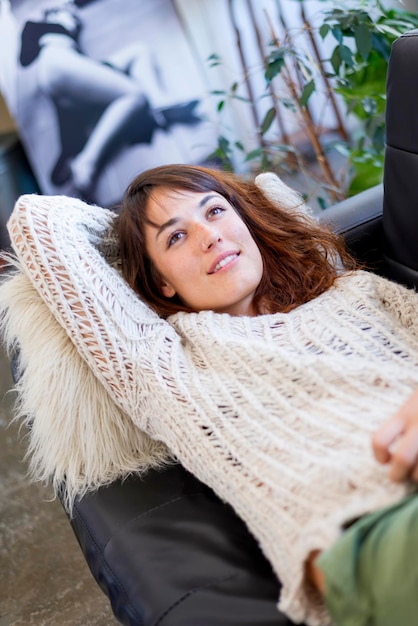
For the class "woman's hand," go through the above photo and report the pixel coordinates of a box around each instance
[372,389,418,483]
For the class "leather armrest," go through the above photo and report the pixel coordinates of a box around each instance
[319,183,384,273]
[69,466,285,626]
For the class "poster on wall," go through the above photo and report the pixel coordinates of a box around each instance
[0,0,218,206]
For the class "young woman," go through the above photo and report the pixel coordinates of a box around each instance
[5,164,418,626]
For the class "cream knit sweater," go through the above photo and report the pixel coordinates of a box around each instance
[7,193,418,625]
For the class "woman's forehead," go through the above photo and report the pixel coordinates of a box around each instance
[145,187,223,219]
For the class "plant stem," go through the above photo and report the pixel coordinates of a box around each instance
[270,2,344,201]
[227,0,267,151]
[246,0,291,146]
[300,2,349,142]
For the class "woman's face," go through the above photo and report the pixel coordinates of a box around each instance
[144,187,264,316]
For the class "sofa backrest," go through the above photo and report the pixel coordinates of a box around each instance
[383,30,418,288]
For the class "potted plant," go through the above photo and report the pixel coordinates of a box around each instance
[208,0,418,207]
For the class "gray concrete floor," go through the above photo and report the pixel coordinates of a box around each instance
[0,343,118,625]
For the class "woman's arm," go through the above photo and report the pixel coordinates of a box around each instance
[7,194,170,419]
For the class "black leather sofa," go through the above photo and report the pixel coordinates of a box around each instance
[36,30,418,626]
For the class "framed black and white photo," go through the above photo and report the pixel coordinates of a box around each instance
[0,0,218,206]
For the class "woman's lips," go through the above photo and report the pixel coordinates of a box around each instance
[208,251,240,274]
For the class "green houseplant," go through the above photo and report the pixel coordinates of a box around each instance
[208,0,418,207]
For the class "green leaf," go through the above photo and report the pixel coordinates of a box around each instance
[371,33,391,61]
[299,80,315,107]
[317,196,328,211]
[218,135,230,153]
[244,148,263,162]
[207,136,234,170]
[260,107,276,135]
[347,158,384,197]
[376,23,406,39]
[207,53,222,68]
[217,100,225,112]
[265,58,285,83]
[334,52,387,117]
[361,97,377,115]
[281,98,297,112]
[330,47,341,74]
[272,144,296,154]
[231,94,250,103]
[234,141,245,152]
[331,25,343,44]
[266,48,287,63]
[339,44,354,68]
[261,153,271,171]
[333,142,350,158]
[319,23,330,40]
[354,23,372,59]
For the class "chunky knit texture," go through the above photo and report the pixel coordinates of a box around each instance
[5,192,418,625]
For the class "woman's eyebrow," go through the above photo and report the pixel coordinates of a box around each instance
[199,193,218,207]
[155,217,180,240]
[155,194,219,239]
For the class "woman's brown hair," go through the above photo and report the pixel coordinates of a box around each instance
[117,164,356,318]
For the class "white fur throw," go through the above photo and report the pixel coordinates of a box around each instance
[0,258,172,513]
[255,172,314,219]
[0,173,313,512]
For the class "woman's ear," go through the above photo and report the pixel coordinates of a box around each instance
[161,281,176,298]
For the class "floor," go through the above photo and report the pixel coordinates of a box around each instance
[0,341,118,625]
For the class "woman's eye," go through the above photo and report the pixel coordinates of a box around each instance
[208,206,225,218]
[167,231,185,248]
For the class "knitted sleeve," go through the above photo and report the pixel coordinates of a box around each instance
[371,272,418,337]
[7,194,175,420]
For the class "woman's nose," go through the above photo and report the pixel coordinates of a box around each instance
[198,225,221,251]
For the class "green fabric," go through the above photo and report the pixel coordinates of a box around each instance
[317,494,418,626]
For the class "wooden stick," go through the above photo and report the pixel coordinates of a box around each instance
[269,2,344,200]
[300,2,349,142]
[246,0,291,146]
[227,0,266,149]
